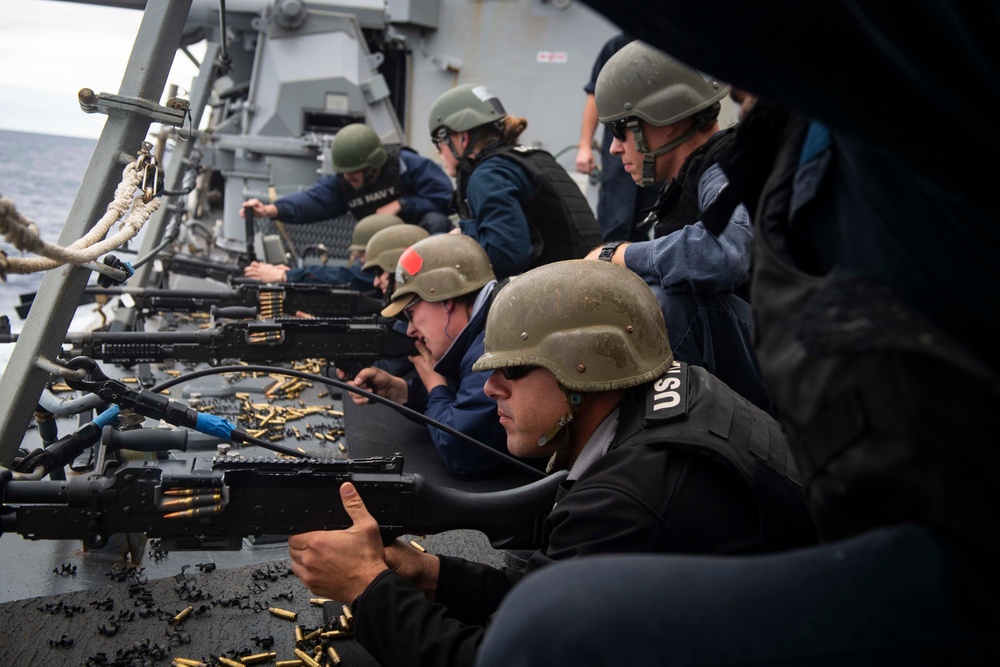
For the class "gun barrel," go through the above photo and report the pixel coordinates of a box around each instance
[2,456,563,551]
[85,284,383,318]
[61,318,415,364]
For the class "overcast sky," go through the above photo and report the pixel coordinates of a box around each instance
[0,0,202,139]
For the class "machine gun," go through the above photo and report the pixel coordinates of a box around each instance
[1,317,415,366]
[0,452,564,551]
[158,253,244,283]
[81,283,383,320]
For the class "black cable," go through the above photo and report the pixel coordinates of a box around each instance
[131,205,185,270]
[151,364,546,479]
[217,0,232,74]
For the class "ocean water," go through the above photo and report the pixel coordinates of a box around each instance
[0,129,99,371]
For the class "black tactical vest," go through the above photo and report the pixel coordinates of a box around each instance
[337,146,405,220]
[740,103,1000,561]
[647,126,738,238]
[457,145,602,270]
[613,361,817,553]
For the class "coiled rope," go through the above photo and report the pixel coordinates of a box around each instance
[0,153,161,282]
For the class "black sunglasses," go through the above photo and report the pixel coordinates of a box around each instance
[606,117,637,142]
[430,126,450,147]
[500,365,536,381]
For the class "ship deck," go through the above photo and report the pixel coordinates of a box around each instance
[1,360,533,664]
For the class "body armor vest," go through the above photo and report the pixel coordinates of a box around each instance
[338,146,405,220]
[614,361,816,552]
[647,126,738,238]
[458,145,602,270]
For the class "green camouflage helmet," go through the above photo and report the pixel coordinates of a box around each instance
[381,234,495,318]
[362,224,430,274]
[595,40,728,127]
[427,83,507,137]
[349,214,405,254]
[331,123,387,173]
[473,260,673,392]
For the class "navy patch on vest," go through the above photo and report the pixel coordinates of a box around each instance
[644,361,689,424]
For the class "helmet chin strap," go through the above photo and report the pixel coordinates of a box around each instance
[538,387,583,449]
[630,119,701,187]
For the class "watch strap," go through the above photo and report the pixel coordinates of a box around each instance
[598,241,626,262]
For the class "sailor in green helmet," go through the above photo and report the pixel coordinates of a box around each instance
[242,123,453,234]
[427,84,602,279]
[342,233,525,479]
[241,123,454,287]
[359,223,430,377]
[288,260,816,667]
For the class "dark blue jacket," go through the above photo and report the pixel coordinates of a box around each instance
[624,162,771,413]
[285,258,374,292]
[274,148,453,226]
[457,158,536,279]
[403,281,508,479]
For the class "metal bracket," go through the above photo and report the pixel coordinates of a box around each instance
[78,88,188,127]
[360,74,391,104]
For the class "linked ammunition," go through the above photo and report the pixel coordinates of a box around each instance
[163,505,224,519]
[158,493,222,510]
[268,607,298,621]
[162,488,200,497]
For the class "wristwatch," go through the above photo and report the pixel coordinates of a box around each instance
[597,241,627,262]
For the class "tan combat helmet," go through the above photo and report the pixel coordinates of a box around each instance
[381,234,495,318]
[331,123,387,173]
[348,214,405,255]
[362,225,430,274]
[474,260,673,392]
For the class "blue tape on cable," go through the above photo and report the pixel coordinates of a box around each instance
[123,261,135,278]
[195,412,235,440]
[93,405,120,428]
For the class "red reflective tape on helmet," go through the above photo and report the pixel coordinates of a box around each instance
[398,246,423,276]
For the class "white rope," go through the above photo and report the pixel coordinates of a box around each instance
[0,155,160,281]
[35,356,87,380]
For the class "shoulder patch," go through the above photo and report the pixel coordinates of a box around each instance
[643,361,689,424]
